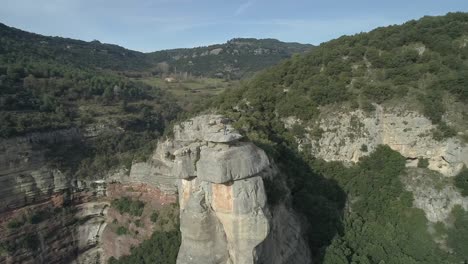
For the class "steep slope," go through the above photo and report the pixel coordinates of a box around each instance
[213,12,468,263]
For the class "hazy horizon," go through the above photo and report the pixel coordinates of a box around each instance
[1,0,468,52]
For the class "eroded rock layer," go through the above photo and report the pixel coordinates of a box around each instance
[0,128,178,264]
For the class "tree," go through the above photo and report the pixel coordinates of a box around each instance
[454,168,468,196]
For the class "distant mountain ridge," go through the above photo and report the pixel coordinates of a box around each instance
[149,38,314,78]
[0,22,313,78]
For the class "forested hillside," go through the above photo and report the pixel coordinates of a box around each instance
[211,12,468,263]
[148,38,314,78]
[0,23,312,79]
[215,12,468,135]
[0,22,312,180]
[0,23,184,183]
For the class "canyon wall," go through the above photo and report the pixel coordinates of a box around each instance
[0,127,178,264]
[1,115,311,264]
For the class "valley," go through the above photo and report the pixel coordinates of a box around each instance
[1,11,468,264]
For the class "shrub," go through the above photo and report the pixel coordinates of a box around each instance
[150,211,159,223]
[360,144,368,152]
[455,168,468,196]
[116,226,129,236]
[108,231,180,264]
[418,157,430,168]
[432,122,457,141]
[29,209,52,224]
[21,234,40,251]
[111,197,146,217]
[7,218,25,229]
[135,220,143,228]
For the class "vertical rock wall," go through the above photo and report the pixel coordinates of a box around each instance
[153,115,311,264]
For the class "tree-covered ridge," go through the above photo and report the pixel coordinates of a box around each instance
[0,23,151,71]
[0,22,313,78]
[148,38,314,78]
[215,12,468,134]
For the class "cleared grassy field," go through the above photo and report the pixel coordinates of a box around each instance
[136,76,239,103]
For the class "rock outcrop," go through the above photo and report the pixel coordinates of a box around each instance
[299,106,467,177]
[286,106,468,224]
[153,115,310,264]
[402,168,468,223]
[0,128,79,213]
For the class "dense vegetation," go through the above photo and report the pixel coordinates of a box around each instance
[213,12,468,138]
[148,38,313,79]
[210,12,468,264]
[111,197,146,217]
[0,22,310,180]
[0,23,151,71]
[108,231,180,264]
[0,23,311,79]
[317,147,455,263]
[0,21,185,181]
[0,57,180,137]
[455,168,468,196]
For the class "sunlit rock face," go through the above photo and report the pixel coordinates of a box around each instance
[293,106,468,177]
[285,106,468,226]
[155,115,311,264]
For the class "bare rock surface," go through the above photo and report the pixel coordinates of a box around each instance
[156,114,311,264]
[403,168,468,223]
[300,106,468,176]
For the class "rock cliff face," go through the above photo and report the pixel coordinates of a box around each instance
[289,106,468,224]
[0,115,310,264]
[0,127,178,264]
[301,106,467,177]
[402,168,468,223]
[0,128,110,263]
[0,128,79,213]
[151,115,311,264]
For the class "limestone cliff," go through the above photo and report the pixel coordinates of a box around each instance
[293,106,467,177]
[288,106,468,224]
[151,115,311,264]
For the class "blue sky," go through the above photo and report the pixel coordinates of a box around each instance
[1,0,468,52]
